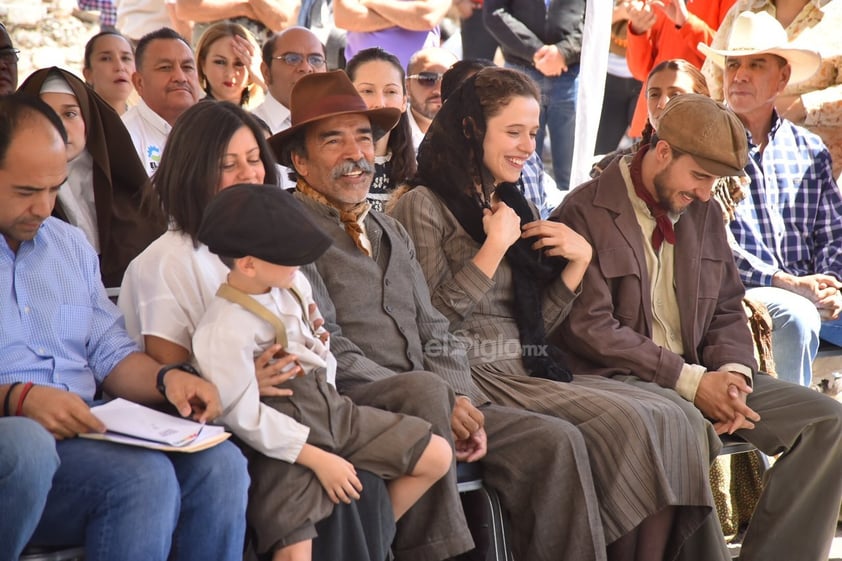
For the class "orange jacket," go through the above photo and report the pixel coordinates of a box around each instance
[625,0,737,137]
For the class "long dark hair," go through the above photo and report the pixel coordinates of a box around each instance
[151,100,278,243]
[412,67,572,382]
[345,47,416,186]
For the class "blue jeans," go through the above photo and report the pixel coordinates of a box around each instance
[27,437,248,561]
[0,417,59,561]
[507,62,579,190]
[820,317,842,346]
[746,286,820,387]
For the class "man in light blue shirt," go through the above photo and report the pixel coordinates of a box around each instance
[0,93,248,561]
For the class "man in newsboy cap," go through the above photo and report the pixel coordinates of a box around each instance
[268,70,611,561]
[554,92,842,561]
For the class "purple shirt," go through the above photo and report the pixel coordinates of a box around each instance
[345,26,440,69]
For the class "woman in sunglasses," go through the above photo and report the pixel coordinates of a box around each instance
[346,47,417,212]
[391,66,725,561]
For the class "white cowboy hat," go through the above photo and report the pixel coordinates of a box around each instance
[698,10,821,85]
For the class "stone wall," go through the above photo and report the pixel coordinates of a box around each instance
[3,0,100,85]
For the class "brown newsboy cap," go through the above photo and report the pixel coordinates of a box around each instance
[268,70,401,167]
[656,93,748,178]
[198,184,332,266]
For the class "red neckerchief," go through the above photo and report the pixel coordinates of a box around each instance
[629,144,675,251]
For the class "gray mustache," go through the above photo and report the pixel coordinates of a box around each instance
[332,159,374,179]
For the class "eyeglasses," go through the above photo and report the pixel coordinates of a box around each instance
[0,48,19,64]
[407,72,443,88]
[272,53,326,68]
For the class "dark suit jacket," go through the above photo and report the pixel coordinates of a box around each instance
[552,156,756,389]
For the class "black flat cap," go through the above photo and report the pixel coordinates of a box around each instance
[198,183,332,266]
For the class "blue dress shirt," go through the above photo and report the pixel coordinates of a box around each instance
[0,218,139,400]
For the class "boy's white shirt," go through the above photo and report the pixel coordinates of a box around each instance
[192,270,337,463]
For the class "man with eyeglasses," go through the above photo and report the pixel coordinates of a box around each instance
[0,23,18,95]
[252,27,328,188]
[405,47,457,151]
[252,27,328,135]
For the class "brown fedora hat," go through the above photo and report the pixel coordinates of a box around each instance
[268,70,401,167]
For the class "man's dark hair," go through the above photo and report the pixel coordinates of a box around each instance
[440,58,494,102]
[648,132,687,161]
[262,33,280,67]
[283,129,308,183]
[135,27,190,70]
[0,93,67,168]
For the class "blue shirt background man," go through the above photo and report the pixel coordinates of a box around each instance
[0,93,247,561]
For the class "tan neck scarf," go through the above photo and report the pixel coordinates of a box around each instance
[296,178,371,256]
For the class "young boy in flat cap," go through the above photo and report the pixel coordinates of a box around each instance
[191,183,452,561]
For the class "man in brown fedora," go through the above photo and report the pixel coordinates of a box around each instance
[268,70,609,561]
[555,92,842,561]
[701,10,842,390]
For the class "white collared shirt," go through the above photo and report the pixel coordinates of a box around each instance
[251,93,292,134]
[122,98,171,175]
[408,110,426,153]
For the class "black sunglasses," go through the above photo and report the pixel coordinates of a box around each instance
[272,52,326,68]
[407,72,443,88]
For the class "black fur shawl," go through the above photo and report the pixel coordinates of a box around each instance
[433,181,572,383]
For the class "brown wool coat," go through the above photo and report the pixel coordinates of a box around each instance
[553,156,758,388]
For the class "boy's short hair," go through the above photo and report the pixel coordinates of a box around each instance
[217,255,238,269]
[198,183,332,266]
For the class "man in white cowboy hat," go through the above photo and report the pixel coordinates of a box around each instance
[698,10,842,389]
[268,70,616,561]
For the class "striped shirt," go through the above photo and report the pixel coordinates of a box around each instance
[0,218,138,400]
[728,113,842,287]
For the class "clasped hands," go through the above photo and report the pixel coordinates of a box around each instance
[773,272,842,321]
[694,370,760,435]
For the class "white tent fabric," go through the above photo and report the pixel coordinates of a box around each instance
[568,0,611,191]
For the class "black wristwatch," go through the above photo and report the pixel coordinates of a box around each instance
[156,362,201,397]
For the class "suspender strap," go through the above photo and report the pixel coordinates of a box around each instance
[216,283,289,348]
[287,285,317,336]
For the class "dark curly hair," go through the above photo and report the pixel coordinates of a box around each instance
[411,67,572,383]
[414,66,539,204]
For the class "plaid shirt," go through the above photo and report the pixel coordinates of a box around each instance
[728,112,842,287]
[78,0,116,26]
[518,153,552,219]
